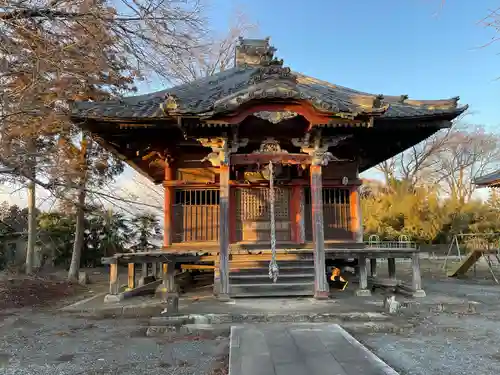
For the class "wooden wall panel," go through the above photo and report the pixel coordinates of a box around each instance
[176,168,217,183]
[321,162,358,181]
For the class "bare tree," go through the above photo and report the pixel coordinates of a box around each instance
[477,6,500,47]
[376,129,452,189]
[376,158,397,185]
[0,0,206,174]
[170,9,257,83]
[0,0,206,278]
[434,125,500,203]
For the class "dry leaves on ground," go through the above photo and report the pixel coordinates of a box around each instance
[0,274,84,309]
[209,354,229,375]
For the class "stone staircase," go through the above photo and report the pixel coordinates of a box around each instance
[229,257,315,297]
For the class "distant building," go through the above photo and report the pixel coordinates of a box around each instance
[0,219,26,267]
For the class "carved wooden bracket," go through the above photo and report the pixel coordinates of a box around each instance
[164,154,175,167]
[253,137,288,154]
[292,134,353,166]
[141,150,174,169]
[198,136,248,167]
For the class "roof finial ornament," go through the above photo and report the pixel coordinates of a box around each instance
[235,37,279,67]
[160,93,178,114]
[373,94,385,109]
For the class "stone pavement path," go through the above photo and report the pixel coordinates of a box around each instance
[229,324,399,375]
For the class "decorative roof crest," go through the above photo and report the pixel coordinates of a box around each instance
[253,111,299,124]
[248,65,297,85]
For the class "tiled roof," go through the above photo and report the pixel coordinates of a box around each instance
[0,219,16,234]
[474,170,500,186]
[72,60,467,122]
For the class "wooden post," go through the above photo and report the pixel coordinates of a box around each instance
[138,262,151,287]
[370,258,377,277]
[350,186,363,243]
[310,164,329,299]
[411,253,426,297]
[218,164,230,299]
[109,263,119,295]
[388,258,396,280]
[356,255,371,296]
[127,263,135,290]
[151,262,157,278]
[163,163,174,248]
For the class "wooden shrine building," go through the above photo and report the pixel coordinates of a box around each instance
[475,171,500,188]
[72,38,467,300]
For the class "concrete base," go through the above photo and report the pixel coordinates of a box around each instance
[413,289,427,298]
[229,324,401,375]
[314,290,330,300]
[155,284,180,313]
[213,280,221,296]
[78,271,90,285]
[150,311,390,327]
[104,294,124,303]
[155,284,167,299]
[165,296,180,314]
[217,293,231,302]
[355,289,372,297]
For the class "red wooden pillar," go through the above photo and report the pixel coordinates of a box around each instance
[229,187,237,243]
[310,164,329,299]
[349,186,363,243]
[218,164,230,298]
[290,185,303,244]
[163,163,174,248]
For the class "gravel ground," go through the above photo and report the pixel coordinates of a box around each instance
[354,260,500,375]
[2,260,500,375]
[0,312,228,375]
[358,313,500,375]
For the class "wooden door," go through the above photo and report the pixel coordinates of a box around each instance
[235,187,291,242]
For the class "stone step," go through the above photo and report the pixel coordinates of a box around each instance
[229,282,314,298]
[230,265,314,274]
[149,312,391,326]
[228,258,317,297]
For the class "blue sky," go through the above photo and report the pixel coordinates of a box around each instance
[5,1,499,206]
[203,0,500,130]
[127,0,500,191]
